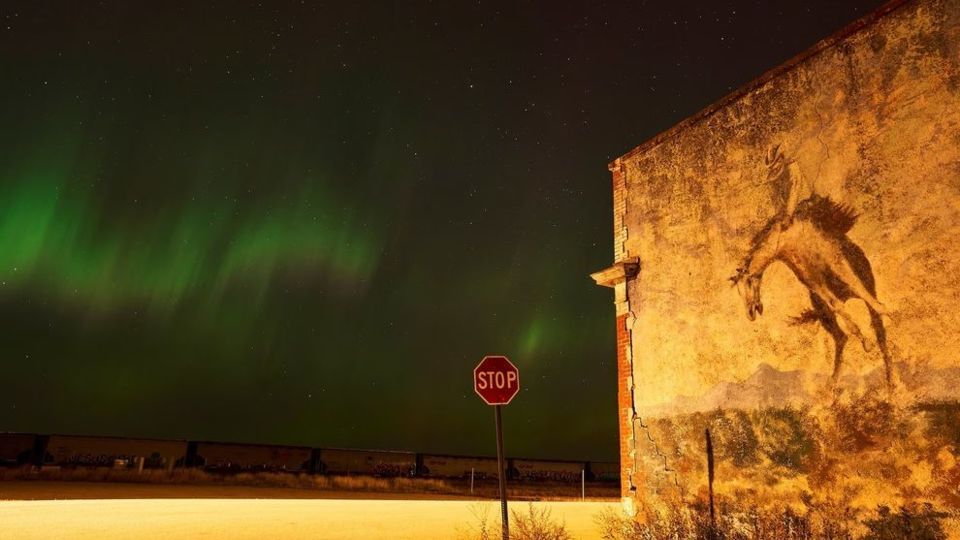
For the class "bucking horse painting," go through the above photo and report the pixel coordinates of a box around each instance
[730,145,894,389]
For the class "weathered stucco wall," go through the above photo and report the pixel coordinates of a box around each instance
[605,0,960,534]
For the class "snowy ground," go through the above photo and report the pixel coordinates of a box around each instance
[0,482,619,539]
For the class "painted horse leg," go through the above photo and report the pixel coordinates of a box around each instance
[831,258,887,315]
[813,295,848,384]
[831,331,849,383]
[811,284,874,352]
[869,308,895,390]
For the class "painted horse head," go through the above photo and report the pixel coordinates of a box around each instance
[730,266,764,321]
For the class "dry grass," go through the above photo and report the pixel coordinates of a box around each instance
[0,466,455,495]
[462,478,619,501]
[456,502,573,540]
[594,502,951,540]
[455,503,500,540]
[511,503,574,540]
[0,466,617,500]
[0,467,620,501]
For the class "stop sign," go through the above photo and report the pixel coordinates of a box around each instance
[474,355,520,405]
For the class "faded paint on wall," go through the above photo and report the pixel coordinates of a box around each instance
[604,0,960,534]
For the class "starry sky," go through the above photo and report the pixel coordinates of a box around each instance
[0,1,886,461]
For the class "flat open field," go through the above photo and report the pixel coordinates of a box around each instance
[0,482,620,539]
[0,480,476,501]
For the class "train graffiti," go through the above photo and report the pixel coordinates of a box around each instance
[191,441,312,473]
[418,454,500,479]
[0,432,618,483]
[319,448,416,476]
[45,435,187,469]
[513,459,586,482]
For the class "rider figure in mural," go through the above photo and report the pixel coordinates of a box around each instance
[731,144,894,390]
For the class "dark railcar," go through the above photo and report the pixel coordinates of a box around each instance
[587,461,619,482]
[194,441,312,472]
[320,448,415,476]
[512,458,584,482]
[0,433,36,466]
[45,435,187,469]
[418,453,500,479]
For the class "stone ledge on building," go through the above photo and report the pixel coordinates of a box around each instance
[590,258,639,288]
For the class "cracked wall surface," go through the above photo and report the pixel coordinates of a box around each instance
[609,0,960,527]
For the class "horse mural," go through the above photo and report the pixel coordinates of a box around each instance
[730,145,894,389]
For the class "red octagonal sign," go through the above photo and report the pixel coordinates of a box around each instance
[474,355,520,405]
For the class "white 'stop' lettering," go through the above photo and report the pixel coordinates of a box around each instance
[477,369,517,390]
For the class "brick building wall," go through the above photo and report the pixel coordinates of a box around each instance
[594,0,960,525]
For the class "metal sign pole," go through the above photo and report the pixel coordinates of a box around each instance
[581,469,585,501]
[495,404,509,540]
[474,356,518,540]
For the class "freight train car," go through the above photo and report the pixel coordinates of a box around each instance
[319,448,415,476]
[1,431,614,485]
[0,433,36,466]
[45,435,187,469]
[587,461,618,482]
[512,458,584,482]
[192,441,312,473]
[418,453,500,479]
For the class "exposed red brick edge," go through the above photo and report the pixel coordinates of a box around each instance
[615,313,633,498]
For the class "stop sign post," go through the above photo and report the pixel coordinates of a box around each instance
[474,355,520,540]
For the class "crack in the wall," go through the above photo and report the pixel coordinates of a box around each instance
[619,163,681,499]
[626,280,681,493]
[635,414,681,490]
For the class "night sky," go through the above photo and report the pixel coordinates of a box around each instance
[1,1,886,461]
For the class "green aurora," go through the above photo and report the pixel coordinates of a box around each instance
[0,0,885,461]
[0,173,380,315]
